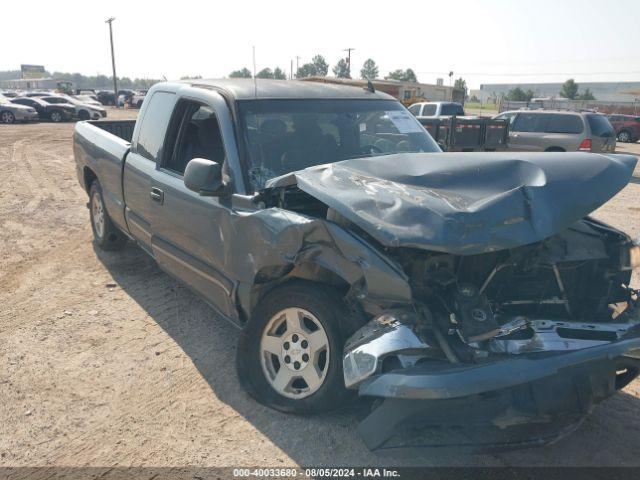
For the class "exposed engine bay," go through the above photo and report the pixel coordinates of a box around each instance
[392,217,639,354]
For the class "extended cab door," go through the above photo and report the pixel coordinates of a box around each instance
[147,89,245,322]
[123,90,176,253]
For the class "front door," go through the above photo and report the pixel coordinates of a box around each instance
[149,94,239,321]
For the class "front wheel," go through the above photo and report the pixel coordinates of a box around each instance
[236,281,352,414]
[89,180,127,251]
[1,111,15,124]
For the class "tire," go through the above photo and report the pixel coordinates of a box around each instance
[1,111,15,124]
[78,110,90,121]
[545,146,565,152]
[89,180,127,251]
[237,281,353,414]
[50,111,63,123]
[617,130,632,143]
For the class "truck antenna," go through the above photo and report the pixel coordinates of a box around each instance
[364,77,375,93]
[252,46,258,98]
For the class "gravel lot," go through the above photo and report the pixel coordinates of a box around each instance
[1,108,640,468]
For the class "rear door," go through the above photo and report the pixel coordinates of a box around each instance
[544,113,584,151]
[122,90,176,253]
[148,90,245,322]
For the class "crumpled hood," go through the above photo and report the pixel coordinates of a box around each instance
[266,152,637,255]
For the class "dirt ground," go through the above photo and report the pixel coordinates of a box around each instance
[2,108,640,468]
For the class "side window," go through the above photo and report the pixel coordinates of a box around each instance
[136,91,175,162]
[546,114,583,134]
[408,104,421,115]
[163,101,226,175]
[422,104,437,116]
[512,113,547,132]
[496,112,516,127]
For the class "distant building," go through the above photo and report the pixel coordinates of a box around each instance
[0,77,75,92]
[475,81,640,103]
[298,77,465,104]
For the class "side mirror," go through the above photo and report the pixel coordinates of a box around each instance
[184,158,225,196]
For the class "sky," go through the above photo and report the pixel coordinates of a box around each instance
[2,0,640,89]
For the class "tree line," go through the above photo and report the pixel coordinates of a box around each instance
[503,79,596,102]
[229,55,421,83]
[0,69,161,89]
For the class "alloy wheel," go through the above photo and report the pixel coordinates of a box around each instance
[260,307,330,399]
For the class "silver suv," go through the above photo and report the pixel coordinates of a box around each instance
[494,110,616,153]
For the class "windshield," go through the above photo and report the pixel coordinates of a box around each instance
[64,96,83,105]
[239,99,440,190]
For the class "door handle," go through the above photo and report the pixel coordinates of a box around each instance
[150,187,164,204]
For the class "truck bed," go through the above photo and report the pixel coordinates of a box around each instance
[73,120,134,232]
[417,116,509,152]
[86,119,136,143]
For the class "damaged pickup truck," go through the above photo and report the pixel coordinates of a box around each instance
[73,79,640,450]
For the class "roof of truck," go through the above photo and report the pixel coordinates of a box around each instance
[180,78,395,101]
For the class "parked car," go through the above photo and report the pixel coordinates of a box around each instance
[73,79,640,450]
[96,90,116,106]
[73,94,102,107]
[408,101,465,117]
[0,95,39,123]
[494,110,616,152]
[11,96,75,122]
[38,96,83,121]
[131,91,146,108]
[57,94,107,120]
[608,114,640,143]
[0,91,20,98]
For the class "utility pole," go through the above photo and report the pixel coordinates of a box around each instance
[295,56,301,78]
[290,59,293,79]
[343,48,355,77]
[105,17,118,107]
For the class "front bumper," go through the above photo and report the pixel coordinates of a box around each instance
[345,320,640,450]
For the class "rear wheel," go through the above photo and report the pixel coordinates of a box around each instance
[617,130,632,143]
[1,111,15,124]
[50,111,63,123]
[237,281,352,414]
[89,180,127,251]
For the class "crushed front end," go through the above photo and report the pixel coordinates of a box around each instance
[344,218,640,450]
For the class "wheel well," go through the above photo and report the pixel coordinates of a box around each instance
[545,146,566,152]
[243,263,353,324]
[83,167,97,194]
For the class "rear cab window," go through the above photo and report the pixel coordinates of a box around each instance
[440,103,464,116]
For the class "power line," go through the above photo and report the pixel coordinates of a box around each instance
[416,70,640,77]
